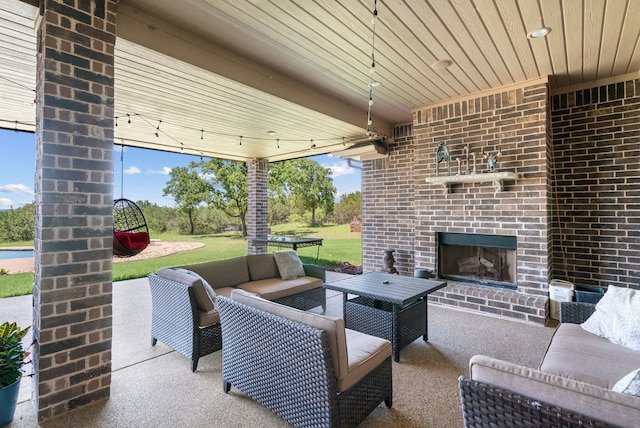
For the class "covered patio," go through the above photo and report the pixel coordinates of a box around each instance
[1,0,639,423]
[4,273,554,427]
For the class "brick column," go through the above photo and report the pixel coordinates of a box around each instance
[247,159,268,254]
[32,0,116,421]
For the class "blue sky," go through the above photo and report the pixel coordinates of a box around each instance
[0,128,361,209]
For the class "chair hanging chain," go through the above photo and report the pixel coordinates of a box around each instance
[120,144,124,200]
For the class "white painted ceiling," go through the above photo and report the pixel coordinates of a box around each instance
[1,0,639,162]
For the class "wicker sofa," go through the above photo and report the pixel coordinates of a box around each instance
[459,300,640,427]
[217,289,393,428]
[147,252,326,371]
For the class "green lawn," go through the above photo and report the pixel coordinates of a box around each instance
[0,223,361,298]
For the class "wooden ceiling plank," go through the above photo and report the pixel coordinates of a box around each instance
[472,0,527,83]
[515,0,553,81]
[597,0,628,79]
[582,0,605,82]
[385,1,480,99]
[540,0,569,88]
[430,0,504,88]
[560,0,586,86]
[403,1,488,94]
[493,0,539,81]
[449,0,515,86]
[611,0,640,76]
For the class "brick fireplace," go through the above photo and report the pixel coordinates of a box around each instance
[362,78,551,324]
[361,75,640,325]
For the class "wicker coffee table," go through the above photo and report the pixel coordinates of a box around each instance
[324,272,447,362]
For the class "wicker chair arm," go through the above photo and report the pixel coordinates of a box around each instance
[458,376,609,427]
[303,263,326,282]
[559,301,596,324]
[148,274,198,356]
[217,296,338,426]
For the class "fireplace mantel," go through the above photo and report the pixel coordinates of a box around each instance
[425,171,518,194]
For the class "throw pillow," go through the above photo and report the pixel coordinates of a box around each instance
[581,285,640,351]
[273,250,305,280]
[612,368,640,397]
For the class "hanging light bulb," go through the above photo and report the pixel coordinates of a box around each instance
[154,132,159,140]
[276,138,280,149]
[126,114,131,128]
[200,129,204,141]
[239,136,243,146]
[115,116,118,127]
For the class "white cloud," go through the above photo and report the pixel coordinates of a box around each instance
[0,198,12,209]
[148,166,172,175]
[326,161,355,178]
[0,184,33,194]
[124,166,141,175]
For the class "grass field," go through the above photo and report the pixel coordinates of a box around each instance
[0,223,361,298]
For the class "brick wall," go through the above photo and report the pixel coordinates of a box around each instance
[247,158,268,254]
[550,78,640,290]
[362,124,416,275]
[362,79,550,324]
[33,0,117,421]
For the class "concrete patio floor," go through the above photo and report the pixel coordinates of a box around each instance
[3,271,351,427]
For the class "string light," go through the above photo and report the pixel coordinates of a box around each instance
[110,112,371,157]
[115,116,118,127]
[366,0,379,139]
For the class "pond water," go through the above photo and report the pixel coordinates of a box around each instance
[0,250,34,260]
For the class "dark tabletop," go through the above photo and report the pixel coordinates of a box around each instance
[324,272,447,306]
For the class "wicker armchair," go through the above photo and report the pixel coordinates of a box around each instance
[218,292,392,428]
[148,273,222,371]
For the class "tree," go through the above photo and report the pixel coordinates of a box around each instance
[195,159,250,236]
[272,159,336,227]
[332,191,361,224]
[0,203,35,242]
[162,167,209,234]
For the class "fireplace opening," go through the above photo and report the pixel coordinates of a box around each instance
[437,232,517,290]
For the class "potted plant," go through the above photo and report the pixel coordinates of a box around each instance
[0,322,30,426]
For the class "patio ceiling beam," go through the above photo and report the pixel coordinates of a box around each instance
[115,3,392,139]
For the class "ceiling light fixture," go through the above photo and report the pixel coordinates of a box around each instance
[267,130,277,136]
[527,27,551,39]
[431,59,453,70]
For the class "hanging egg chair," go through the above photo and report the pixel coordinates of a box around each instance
[113,198,150,257]
[112,144,150,257]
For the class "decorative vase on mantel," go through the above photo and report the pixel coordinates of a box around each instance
[382,249,399,275]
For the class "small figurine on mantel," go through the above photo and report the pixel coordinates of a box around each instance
[483,149,502,172]
[435,141,450,176]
